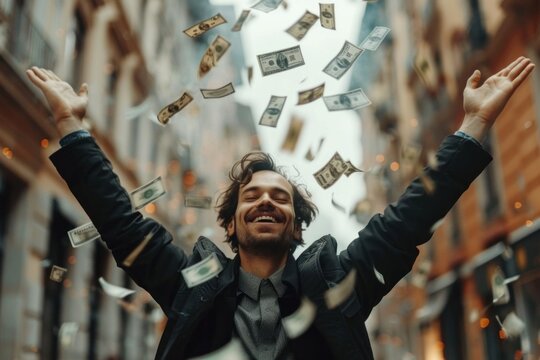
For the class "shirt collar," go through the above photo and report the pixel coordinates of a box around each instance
[238,265,288,300]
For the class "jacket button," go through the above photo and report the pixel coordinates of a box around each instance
[200,295,208,302]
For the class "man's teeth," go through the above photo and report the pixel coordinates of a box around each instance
[253,216,277,223]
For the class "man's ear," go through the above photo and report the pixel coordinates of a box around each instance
[227,219,235,237]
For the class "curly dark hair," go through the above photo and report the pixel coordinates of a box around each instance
[216,152,318,252]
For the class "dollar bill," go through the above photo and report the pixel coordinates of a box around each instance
[285,10,319,41]
[67,222,101,248]
[190,338,249,360]
[99,277,136,299]
[200,83,235,99]
[401,144,422,166]
[257,45,305,76]
[501,312,525,338]
[259,95,287,127]
[282,297,317,339]
[251,0,283,13]
[247,66,253,85]
[157,92,193,124]
[413,44,438,90]
[130,176,166,210]
[50,265,67,283]
[360,26,391,51]
[305,138,325,161]
[491,268,510,304]
[198,35,231,78]
[181,253,223,288]
[323,41,364,79]
[373,266,385,284]
[281,116,304,152]
[59,322,79,347]
[344,160,363,177]
[231,10,250,31]
[324,269,357,309]
[323,88,371,112]
[184,195,213,209]
[419,173,435,195]
[297,83,325,105]
[319,3,336,30]
[313,152,348,189]
[122,230,157,267]
[183,13,227,38]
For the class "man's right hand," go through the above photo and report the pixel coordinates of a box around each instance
[26,67,89,137]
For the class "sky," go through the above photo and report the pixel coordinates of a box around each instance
[210,0,369,253]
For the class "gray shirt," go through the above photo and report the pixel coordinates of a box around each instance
[235,267,292,360]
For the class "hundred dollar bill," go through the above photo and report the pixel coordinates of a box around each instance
[257,45,305,76]
[200,83,235,99]
[344,160,363,177]
[183,13,227,38]
[50,265,67,283]
[67,222,101,248]
[323,41,364,79]
[231,10,250,31]
[319,4,336,30]
[282,297,317,339]
[501,312,525,338]
[313,152,348,189]
[491,268,510,304]
[251,0,283,13]
[360,26,391,51]
[99,277,136,299]
[285,10,319,41]
[181,253,223,288]
[122,230,157,267]
[297,83,325,105]
[198,35,231,78]
[157,92,193,124]
[281,116,304,152]
[190,338,249,360]
[184,195,213,209]
[324,269,357,309]
[130,176,166,210]
[323,88,371,111]
[259,95,287,127]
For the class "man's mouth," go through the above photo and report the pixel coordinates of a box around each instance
[253,215,277,223]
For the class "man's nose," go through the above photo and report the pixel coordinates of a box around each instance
[256,193,274,207]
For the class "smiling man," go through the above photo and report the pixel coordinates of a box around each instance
[26,56,534,359]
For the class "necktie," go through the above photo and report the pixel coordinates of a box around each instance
[259,279,279,347]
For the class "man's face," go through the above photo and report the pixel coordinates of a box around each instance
[227,170,300,255]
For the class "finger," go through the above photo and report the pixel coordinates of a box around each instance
[511,63,535,89]
[499,56,524,76]
[508,58,532,81]
[31,66,49,81]
[466,70,481,89]
[26,69,47,89]
[44,69,61,81]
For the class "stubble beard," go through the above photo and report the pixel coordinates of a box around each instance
[237,230,294,257]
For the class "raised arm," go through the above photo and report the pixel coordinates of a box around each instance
[27,67,189,314]
[338,57,535,318]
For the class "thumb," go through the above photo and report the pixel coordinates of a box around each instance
[466,70,481,89]
[78,83,88,97]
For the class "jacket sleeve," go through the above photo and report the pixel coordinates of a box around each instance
[338,135,492,319]
[50,137,189,315]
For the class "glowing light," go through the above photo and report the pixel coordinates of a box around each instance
[68,256,76,265]
[526,220,533,227]
[2,147,13,159]
[375,154,385,163]
[390,161,400,172]
[145,203,156,214]
[40,138,49,148]
[514,201,522,209]
[480,317,490,328]
[499,329,507,340]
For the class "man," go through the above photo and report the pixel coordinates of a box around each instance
[27,56,534,359]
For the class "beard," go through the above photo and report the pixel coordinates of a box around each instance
[236,229,295,257]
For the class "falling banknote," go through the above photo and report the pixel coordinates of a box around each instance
[251,0,283,13]
[297,83,325,105]
[259,95,287,127]
[319,4,336,30]
[130,176,166,210]
[257,45,305,76]
[282,297,317,339]
[50,265,67,283]
[184,195,213,209]
[285,10,319,41]
[323,88,371,111]
[324,269,357,309]
[157,92,193,124]
[183,13,227,38]
[198,35,231,78]
[313,152,348,189]
[99,277,136,299]
[200,83,235,99]
[181,253,223,288]
[231,10,251,32]
[491,267,510,304]
[360,26,391,51]
[67,222,101,248]
[323,41,364,79]
[281,116,304,152]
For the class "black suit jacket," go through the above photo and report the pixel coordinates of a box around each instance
[50,135,491,359]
